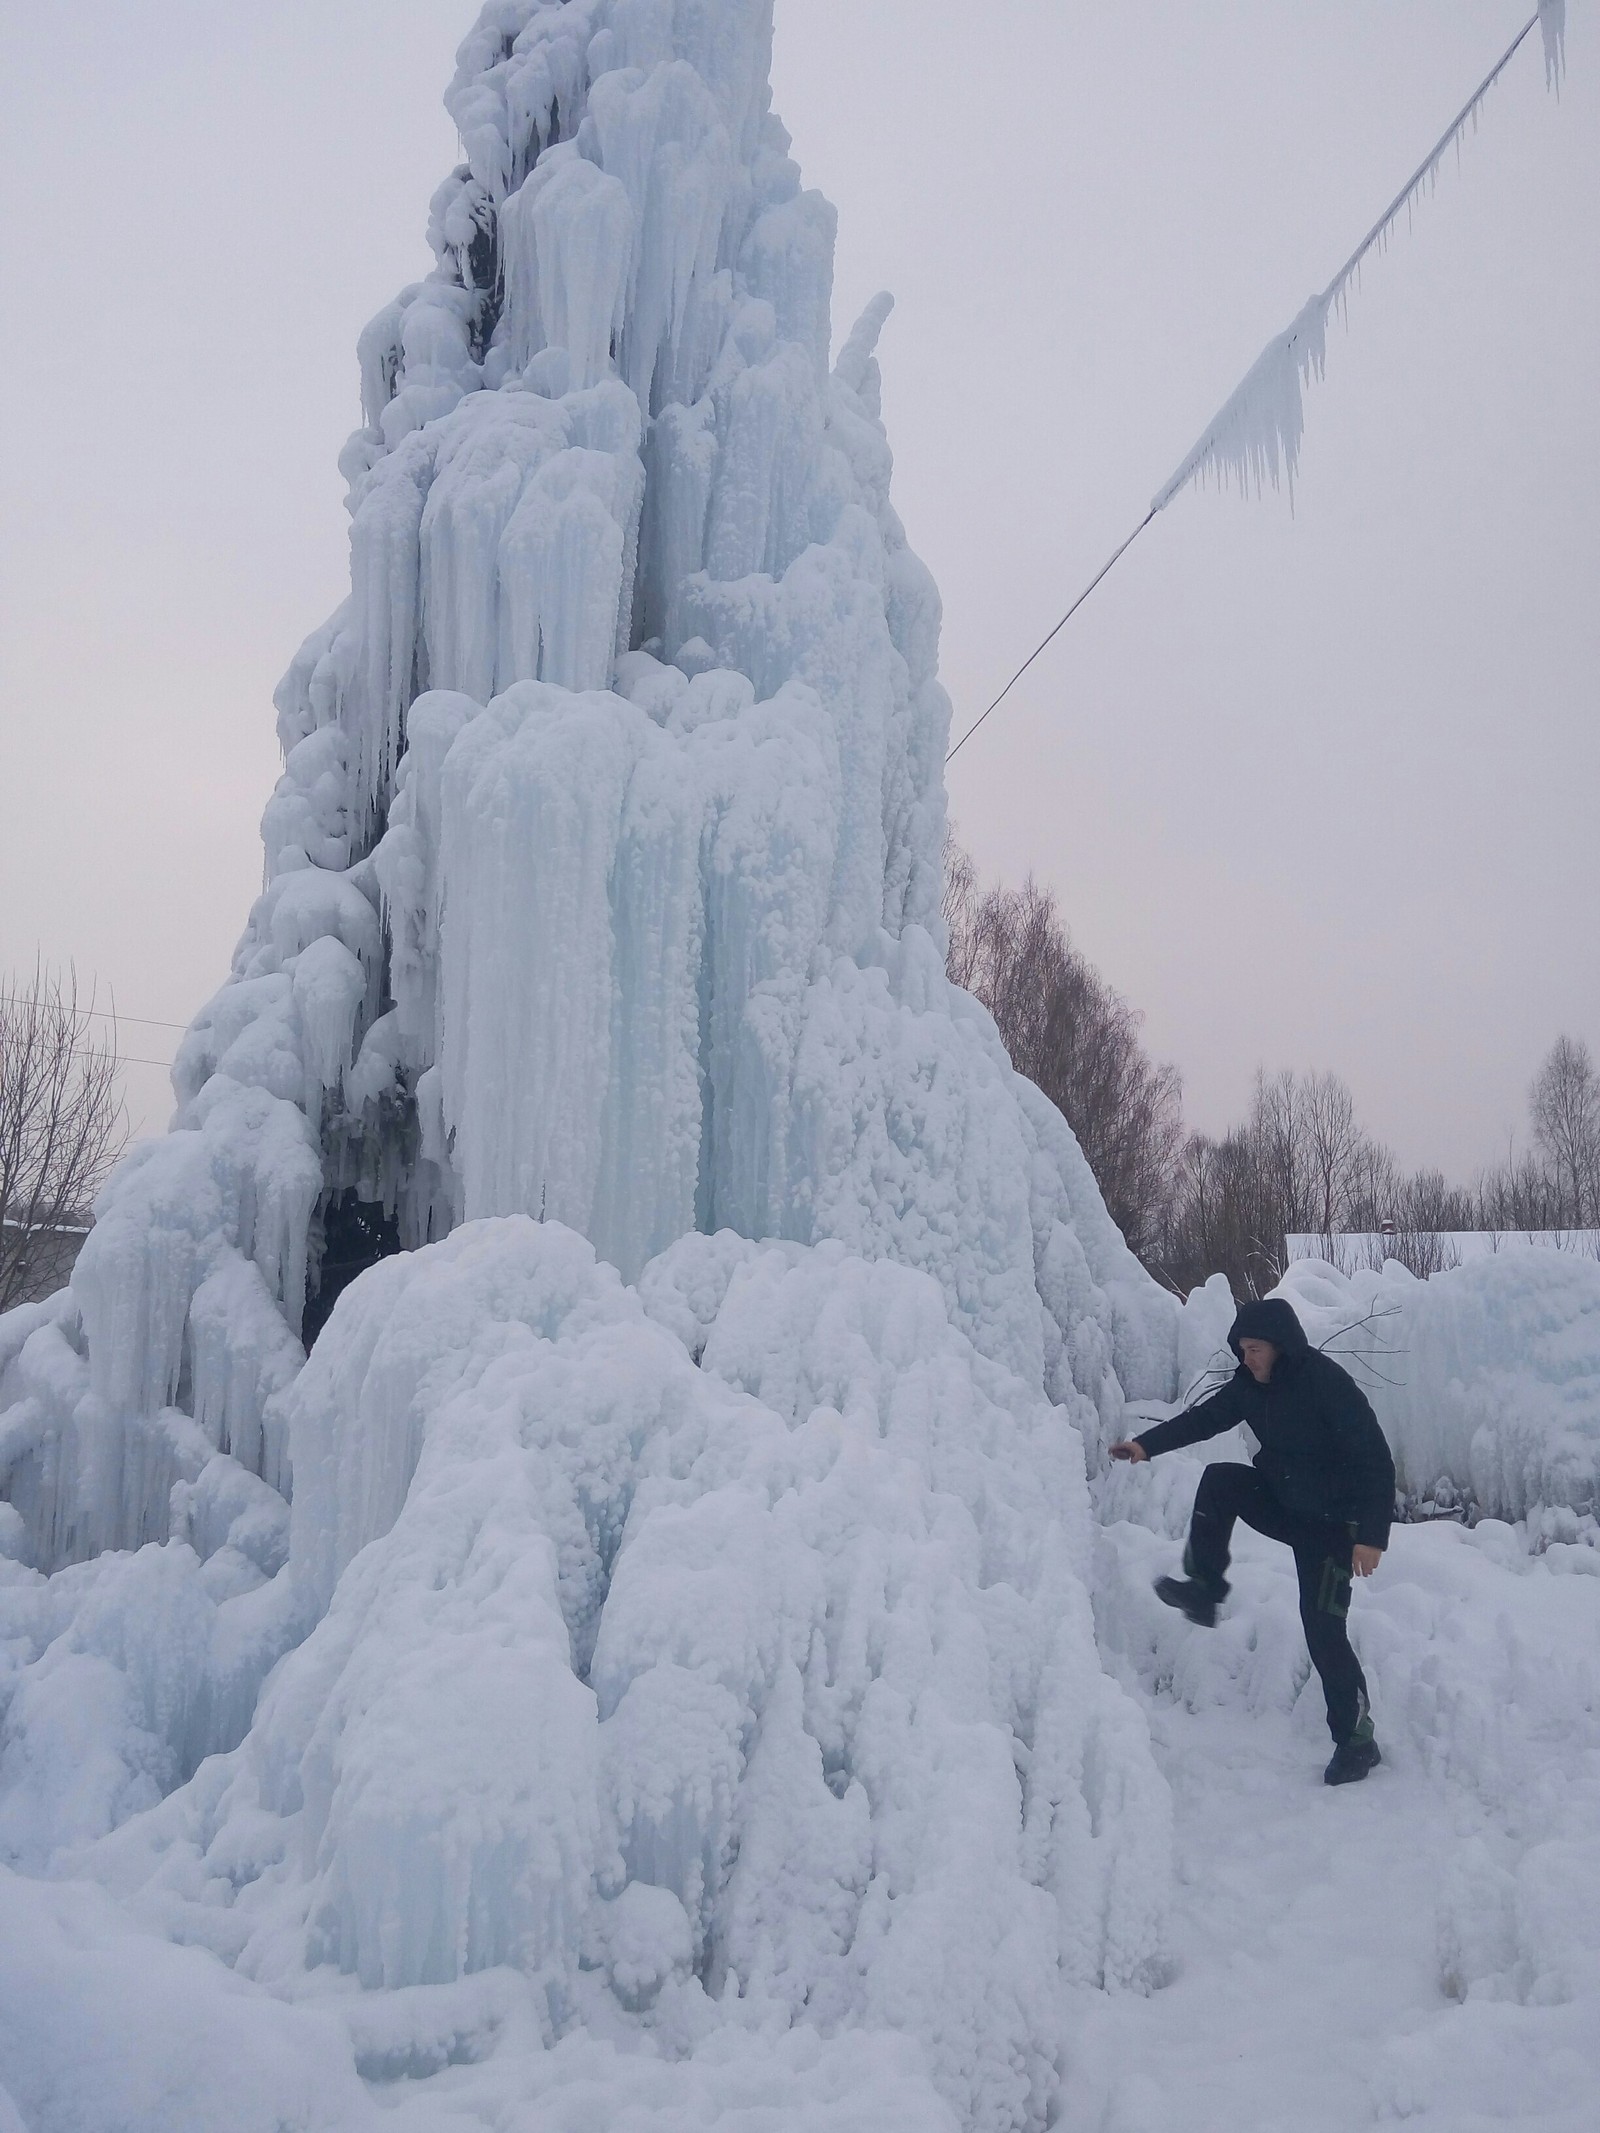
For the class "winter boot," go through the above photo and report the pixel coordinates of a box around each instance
[1153,1575,1227,1628]
[1323,1738,1382,1786]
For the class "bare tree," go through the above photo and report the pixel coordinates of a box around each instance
[1346,1136,1402,1234]
[941,831,981,992]
[1529,1034,1600,1227]
[944,845,1184,1261]
[1469,1038,1600,1236]
[1163,1126,1281,1297]
[0,965,125,1313]
[1248,1070,1310,1255]
[1160,1069,1408,1296]
[1304,1071,1363,1242]
[1473,1141,1558,1234]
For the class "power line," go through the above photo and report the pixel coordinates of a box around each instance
[945,509,1157,764]
[2,996,186,1075]
[0,995,188,1033]
[946,7,1554,766]
[91,1009,188,1034]
[62,1048,175,1071]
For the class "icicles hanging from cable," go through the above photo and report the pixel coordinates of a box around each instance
[1151,9,1550,513]
[1151,295,1329,510]
[949,7,1571,763]
[1541,0,1568,89]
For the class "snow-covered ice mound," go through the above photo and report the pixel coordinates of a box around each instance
[0,0,1177,1581]
[3,1219,1167,2130]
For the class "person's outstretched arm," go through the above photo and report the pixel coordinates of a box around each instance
[1109,1377,1250,1463]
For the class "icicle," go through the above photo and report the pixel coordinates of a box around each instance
[291,935,367,1094]
[498,449,637,691]
[1540,0,1567,89]
[1152,293,1329,508]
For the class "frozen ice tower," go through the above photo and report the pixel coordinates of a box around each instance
[0,6,1194,2128]
[2,0,1181,1565]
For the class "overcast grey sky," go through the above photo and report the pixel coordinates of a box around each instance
[2,2,1595,1178]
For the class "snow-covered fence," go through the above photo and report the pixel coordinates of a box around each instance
[1285,1230,1600,1278]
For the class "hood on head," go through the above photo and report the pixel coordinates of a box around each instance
[1227,1296,1310,1362]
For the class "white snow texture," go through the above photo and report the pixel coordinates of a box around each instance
[4,6,1599,2130]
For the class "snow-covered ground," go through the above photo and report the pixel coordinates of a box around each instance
[6,1433,1598,2131]
[1075,1459,1600,2133]
[4,1230,1599,2130]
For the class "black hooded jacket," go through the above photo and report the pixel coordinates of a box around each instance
[1134,1298,1397,1549]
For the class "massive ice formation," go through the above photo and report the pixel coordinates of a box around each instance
[1,5,1188,2127]
[2,0,1178,1573]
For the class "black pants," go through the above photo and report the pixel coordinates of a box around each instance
[1184,1463,1373,1747]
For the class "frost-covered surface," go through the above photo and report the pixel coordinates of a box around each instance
[1152,1,1565,511]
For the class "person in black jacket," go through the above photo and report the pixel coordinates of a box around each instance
[1109,1296,1396,1786]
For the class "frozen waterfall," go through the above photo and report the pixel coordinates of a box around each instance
[0,5,1189,2129]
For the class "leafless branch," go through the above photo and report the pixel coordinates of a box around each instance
[0,961,127,1313]
[943,839,1184,1262]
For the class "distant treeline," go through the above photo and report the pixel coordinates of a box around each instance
[944,841,1600,1299]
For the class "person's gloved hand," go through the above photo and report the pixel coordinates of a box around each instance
[1108,1441,1148,1463]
